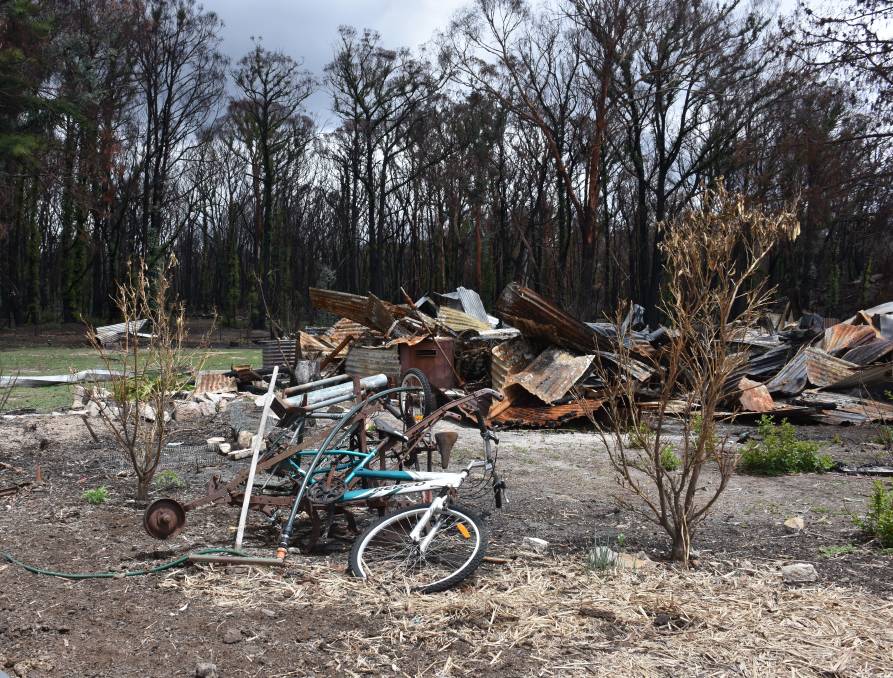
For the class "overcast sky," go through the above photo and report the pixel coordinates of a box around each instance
[208,0,470,123]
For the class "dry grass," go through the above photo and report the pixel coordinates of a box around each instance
[162,555,893,677]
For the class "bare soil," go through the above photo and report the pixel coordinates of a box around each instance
[0,412,891,677]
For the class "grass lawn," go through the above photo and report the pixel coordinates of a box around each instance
[0,346,261,412]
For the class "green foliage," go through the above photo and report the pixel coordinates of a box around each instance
[739,416,833,475]
[819,544,855,557]
[82,486,109,505]
[854,481,893,548]
[874,426,893,450]
[628,421,652,449]
[153,469,185,492]
[660,445,681,471]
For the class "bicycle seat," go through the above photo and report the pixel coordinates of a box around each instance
[373,418,408,443]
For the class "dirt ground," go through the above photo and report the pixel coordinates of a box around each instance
[1,411,892,677]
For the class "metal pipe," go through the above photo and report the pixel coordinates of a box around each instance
[284,373,387,407]
[283,373,351,397]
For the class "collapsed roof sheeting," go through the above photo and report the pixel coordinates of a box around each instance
[496,283,609,354]
[502,347,594,404]
[309,288,408,334]
[491,337,537,392]
[437,306,490,332]
[490,398,604,428]
[841,338,893,365]
[795,390,893,424]
[821,324,877,353]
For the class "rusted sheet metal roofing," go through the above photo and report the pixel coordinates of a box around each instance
[324,318,372,345]
[437,306,490,332]
[193,371,237,396]
[595,351,654,382]
[502,347,594,404]
[804,348,859,388]
[491,338,536,392]
[743,345,793,378]
[767,347,860,395]
[822,324,877,353]
[765,348,808,395]
[309,288,407,332]
[496,283,610,354]
[490,399,603,428]
[796,390,893,424]
[825,362,892,390]
[344,346,401,382]
[842,338,893,365]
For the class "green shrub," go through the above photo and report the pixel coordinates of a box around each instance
[738,416,833,475]
[818,544,855,557]
[628,421,652,449]
[691,414,716,455]
[82,486,109,505]
[660,445,681,471]
[874,426,893,450]
[854,481,893,548]
[153,469,185,492]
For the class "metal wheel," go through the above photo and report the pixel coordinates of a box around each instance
[399,368,435,430]
[348,503,487,593]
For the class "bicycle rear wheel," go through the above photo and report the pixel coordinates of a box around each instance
[348,503,487,593]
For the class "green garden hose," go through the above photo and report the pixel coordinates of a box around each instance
[1,548,246,580]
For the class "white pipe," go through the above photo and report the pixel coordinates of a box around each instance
[284,373,387,407]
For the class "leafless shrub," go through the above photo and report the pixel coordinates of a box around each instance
[589,181,798,562]
[0,362,16,414]
[87,257,204,500]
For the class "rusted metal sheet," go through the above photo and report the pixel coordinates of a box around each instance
[344,345,400,383]
[309,288,407,332]
[325,318,373,345]
[496,283,609,354]
[738,377,774,412]
[743,345,793,378]
[766,348,809,395]
[796,390,893,424]
[841,338,893,365]
[437,306,490,332]
[803,348,859,388]
[502,347,594,404]
[821,324,876,353]
[823,362,892,390]
[491,338,536,392]
[399,338,456,390]
[193,371,237,396]
[490,399,604,428]
[594,351,654,382]
[260,339,299,370]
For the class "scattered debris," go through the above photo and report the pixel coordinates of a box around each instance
[522,537,550,554]
[784,516,805,532]
[781,562,818,583]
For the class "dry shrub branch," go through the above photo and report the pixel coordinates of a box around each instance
[592,181,799,561]
[86,257,200,500]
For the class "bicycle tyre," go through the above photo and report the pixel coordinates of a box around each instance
[400,368,436,420]
[348,502,488,593]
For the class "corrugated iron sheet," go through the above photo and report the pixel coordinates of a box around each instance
[309,288,408,332]
[822,324,876,353]
[497,283,611,354]
[502,347,594,404]
[743,345,793,378]
[594,351,654,382]
[766,348,809,395]
[841,338,893,365]
[344,345,400,382]
[95,319,148,346]
[491,338,536,392]
[437,306,490,332]
[490,399,604,428]
[803,348,858,388]
[325,318,374,345]
[456,287,490,324]
[193,371,237,395]
[796,390,893,424]
[824,362,892,390]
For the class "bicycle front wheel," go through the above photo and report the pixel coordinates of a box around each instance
[348,503,488,593]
